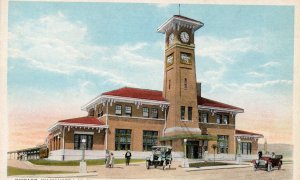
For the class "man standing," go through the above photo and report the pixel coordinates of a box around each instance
[125,150,132,166]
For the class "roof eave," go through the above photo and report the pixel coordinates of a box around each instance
[198,105,244,113]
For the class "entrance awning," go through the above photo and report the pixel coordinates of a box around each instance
[159,134,217,141]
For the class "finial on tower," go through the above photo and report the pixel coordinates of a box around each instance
[178,4,181,15]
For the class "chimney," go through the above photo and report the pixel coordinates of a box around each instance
[197,82,201,97]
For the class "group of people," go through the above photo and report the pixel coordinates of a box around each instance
[105,150,132,168]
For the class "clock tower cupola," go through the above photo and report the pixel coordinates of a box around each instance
[157,15,204,137]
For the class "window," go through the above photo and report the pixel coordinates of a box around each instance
[143,131,158,151]
[241,142,252,155]
[152,108,158,118]
[125,106,132,116]
[115,129,131,150]
[74,134,93,150]
[184,78,187,89]
[216,114,222,124]
[188,107,192,120]
[223,115,229,124]
[200,112,208,123]
[217,135,228,154]
[142,107,149,118]
[115,105,122,115]
[169,80,171,89]
[97,109,103,117]
[180,106,185,120]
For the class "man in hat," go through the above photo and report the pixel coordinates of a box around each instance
[125,150,132,166]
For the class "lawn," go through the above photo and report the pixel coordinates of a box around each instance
[29,158,145,166]
[189,162,234,168]
[7,166,74,176]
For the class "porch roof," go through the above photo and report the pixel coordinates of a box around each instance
[48,116,108,132]
[159,134,217,141]
[235,129,264,138]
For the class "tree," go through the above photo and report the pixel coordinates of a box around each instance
[211,144,217,164]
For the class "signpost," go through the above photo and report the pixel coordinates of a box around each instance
[79,138,87,173]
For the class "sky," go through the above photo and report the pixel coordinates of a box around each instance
[8,2,294,151]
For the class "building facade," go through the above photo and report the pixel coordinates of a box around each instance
[47,15,263,161]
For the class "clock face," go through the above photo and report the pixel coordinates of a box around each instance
[168,33,175,45]
[180,31,190,43]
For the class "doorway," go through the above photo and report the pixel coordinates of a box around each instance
[186,141,199,159]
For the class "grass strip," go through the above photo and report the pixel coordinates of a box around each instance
[189,162,234,168]
[8,166,74,176]
[29,158,145,166]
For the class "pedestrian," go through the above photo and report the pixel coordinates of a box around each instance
[109,152,114,168]
[125,150,132,166]
[105,150,110,168]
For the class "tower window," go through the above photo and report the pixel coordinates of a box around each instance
[184,78,187,89]
[188,107,192,121]
[180,106,185,120]
[169,80,171,90]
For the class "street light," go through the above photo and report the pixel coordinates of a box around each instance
[80,138,87,173]
[81,138,86,162]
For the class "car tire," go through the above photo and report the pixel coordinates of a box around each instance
[267,163,272,172]
[278,162,282,170]
[163,161,166,170]
[146,161,150,170]
[253,164,257,171]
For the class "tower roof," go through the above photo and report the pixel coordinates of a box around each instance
[157,15,204,33]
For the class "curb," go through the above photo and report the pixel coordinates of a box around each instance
[9,172,98,178]
[185,164,252,172]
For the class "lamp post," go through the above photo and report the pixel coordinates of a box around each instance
[79,138,87,173]
[182,139,189,168]
[236,137,241,164]
[82,138,86,161]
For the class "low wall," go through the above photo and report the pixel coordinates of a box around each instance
[48,149,185,161]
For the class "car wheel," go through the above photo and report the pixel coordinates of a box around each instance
[146,161,150,170]
[278,162,282,170]
[163,161,166,170]
[267,163,272,172]
[253,164,257,171]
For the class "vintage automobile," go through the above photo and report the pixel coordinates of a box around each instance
[146,146,172,170]
[252,154,283,172]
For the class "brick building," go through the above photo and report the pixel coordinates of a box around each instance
[47,15,263,161]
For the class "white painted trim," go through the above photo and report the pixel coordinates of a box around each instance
[180,119,193,122]
[53,132,61,137]
[157,16,203,33]
[74,131,95,135]
[199,122,235,126]
[81,94,169,112]
[235,134,264,138]
[165,127,201,134]
[48,123,109,133]
[199,105,244,113]
[105,114,165,121]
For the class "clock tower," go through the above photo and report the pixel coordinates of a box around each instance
[157,15,204,139]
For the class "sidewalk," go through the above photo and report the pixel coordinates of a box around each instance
[9,172,98,178]
[185,161,252,172]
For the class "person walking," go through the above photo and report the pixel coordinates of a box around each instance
[109,152,114,168]
[105,150,110,168]
[125,150,132,166]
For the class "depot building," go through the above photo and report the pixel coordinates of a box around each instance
[47,14,263,161]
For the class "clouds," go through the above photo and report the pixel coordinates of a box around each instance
[260,61,281,68]
[9,12,164,88]
[196,36,259,65]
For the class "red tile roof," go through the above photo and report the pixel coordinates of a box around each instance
[198,96,243,111]
[102,87,166,101]
[101,87,243,111]
[236,129,263,136]
[58,116,105,125]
